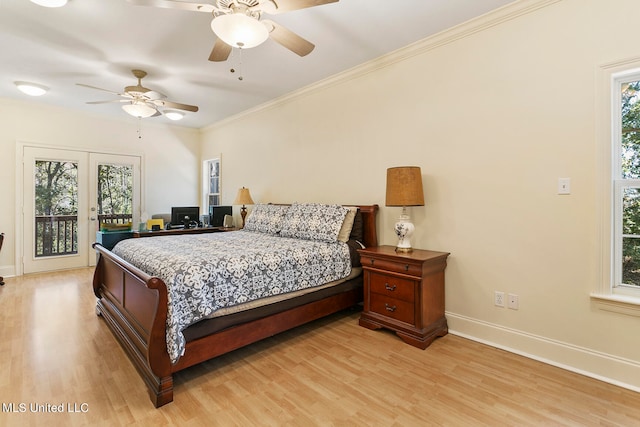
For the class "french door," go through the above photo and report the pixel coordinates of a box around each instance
[22,147,141,274]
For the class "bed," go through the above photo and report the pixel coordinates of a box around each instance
[92,203,378,407]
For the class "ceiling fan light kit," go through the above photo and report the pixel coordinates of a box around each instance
[127,0,339,62]
[15,81,49,97]
[79,69,198,121]
[211,12,269,49]
[30,0,68,7]
[122,102,157,118]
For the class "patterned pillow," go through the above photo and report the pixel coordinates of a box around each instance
[243,204,288,235]
[280,203,349,242]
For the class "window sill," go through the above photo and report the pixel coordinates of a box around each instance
[590,293,640,317]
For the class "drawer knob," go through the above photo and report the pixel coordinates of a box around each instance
[371,259,375,265]
[385,283,396,291]
[385,303,397,312]
[404,264,409,271]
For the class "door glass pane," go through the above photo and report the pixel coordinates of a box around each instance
[97,164,133,228]
[34,160,78,257]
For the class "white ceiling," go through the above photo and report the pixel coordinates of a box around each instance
[0,0,514,128]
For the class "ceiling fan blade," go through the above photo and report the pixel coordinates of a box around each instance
[86,100,129,104]
[125,0,214,13]
[208,38,232,62]
[263,20,314,57]
[153,100,199,112]
[263,0,338,14]
[76,83,122,96]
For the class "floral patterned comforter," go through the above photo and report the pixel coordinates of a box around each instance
[112,230,351,364]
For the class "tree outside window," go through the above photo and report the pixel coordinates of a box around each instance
[618,80,640,286]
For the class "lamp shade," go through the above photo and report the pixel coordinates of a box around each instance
[385,166,425,207]
[122,102,156,118]
[211,13,269,49]
[234,187,255,205]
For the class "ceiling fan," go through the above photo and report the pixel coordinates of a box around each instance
[126,0,339,62]
[77,69,199,120]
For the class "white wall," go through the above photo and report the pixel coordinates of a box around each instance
[200,0,640,390]
[0,97,200,278]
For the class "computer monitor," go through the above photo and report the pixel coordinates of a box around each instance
[209,205,232,227]
[171,206,200,228]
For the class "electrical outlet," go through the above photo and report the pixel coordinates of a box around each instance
[508,293,519,310]
[494,291,505,307]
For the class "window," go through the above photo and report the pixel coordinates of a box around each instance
[203,158,221,218]
[613,71,640,298]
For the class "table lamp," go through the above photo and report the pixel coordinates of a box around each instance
[385,166,425,252]
[234,187,255,228]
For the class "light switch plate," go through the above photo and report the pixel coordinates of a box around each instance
[558,178,571,195]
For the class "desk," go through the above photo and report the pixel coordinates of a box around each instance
[96,231,133,250]
[131,226,236,238]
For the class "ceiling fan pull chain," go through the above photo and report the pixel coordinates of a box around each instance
[238,48,244,81]
[137,117,143,139]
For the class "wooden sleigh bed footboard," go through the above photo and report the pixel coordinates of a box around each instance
[92,204,378,407]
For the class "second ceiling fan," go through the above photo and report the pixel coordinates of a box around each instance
[127,0,339,62]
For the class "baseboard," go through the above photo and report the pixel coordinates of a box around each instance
[446,312,640,393]
[0,265,15,280]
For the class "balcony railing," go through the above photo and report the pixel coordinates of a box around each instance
[35,213,133,258]
[35,215,77,257]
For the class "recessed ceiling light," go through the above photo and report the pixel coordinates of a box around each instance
[163,110,185,121]
[14,81,49,97]
[30,0,68,7]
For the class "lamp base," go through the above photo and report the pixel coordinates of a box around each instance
[394,208,415,252]
[240,206,247,229]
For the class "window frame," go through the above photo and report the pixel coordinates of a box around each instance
[202,157,221,219]
[593,58,640,313]
[612,70,640,296]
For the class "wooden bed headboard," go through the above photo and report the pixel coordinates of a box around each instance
[355,204,379,248]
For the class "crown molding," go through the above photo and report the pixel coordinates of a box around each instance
[205,0,562,131]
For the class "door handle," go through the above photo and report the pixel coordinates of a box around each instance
[90,217,96,221]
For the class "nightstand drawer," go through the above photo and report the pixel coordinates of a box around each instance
[369,272,415,302]
[370,295,414,324]
[361,255,422,277]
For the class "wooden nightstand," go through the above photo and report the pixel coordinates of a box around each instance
[358,245,450,349]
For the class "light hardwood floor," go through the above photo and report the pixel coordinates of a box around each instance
[1,268,640,426]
